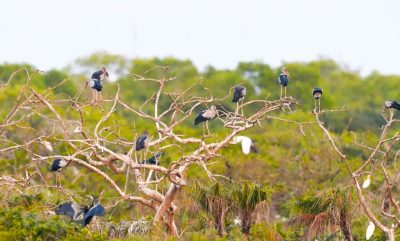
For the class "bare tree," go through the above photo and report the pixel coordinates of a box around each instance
[0,68,298,236]
[314,107,400,241]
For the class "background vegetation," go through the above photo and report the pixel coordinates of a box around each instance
[1,52,399,240]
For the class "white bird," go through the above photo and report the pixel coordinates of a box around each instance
[73,126,82,133]
[362,175,371,189]
[43,141,53,152]
[233,216,242,226]
[366,221,375,240]
[230,136,258,155]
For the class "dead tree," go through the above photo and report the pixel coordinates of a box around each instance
[0,68,298,236]
[314,108,400,241]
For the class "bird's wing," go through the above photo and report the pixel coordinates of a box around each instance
[56,202,76,219]
[366,221,375,240]
[202,109,215,119]
[83,204,105,226]
[241,136,252,155]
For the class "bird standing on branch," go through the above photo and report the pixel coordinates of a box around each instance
[232,85,246,115]
[194,105,218,136]
[135,131,149,151]
[312,87,323,113]
[50,158,69,187]
[278,67,290,98]
[86,66,109,104]
[141,152,162,165]
[384,100,400,110]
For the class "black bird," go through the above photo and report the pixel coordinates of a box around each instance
[135,131,149,151]
[83,196,105,226]
[384,100,400,110]
[194,105,218,136]
[278,67,290,98]
[50,158,69,187]
[56,196,105,226]
[232,85,246,115]
[312,87,323,112]
[141,152,162,165]
[86,66,109,103]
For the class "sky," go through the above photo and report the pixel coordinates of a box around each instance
[0,0,399,76]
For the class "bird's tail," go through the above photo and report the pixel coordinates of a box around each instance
[393,101,400,110]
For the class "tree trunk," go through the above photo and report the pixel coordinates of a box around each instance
[339,212,353,241]
[215,210,227,236]
[241,213,252,235]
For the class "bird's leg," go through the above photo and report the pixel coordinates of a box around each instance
[284,87,287,97]
[314,100,317,113]
[280,86,283,99]
[240,99,244,116]
[56,172,61,187]
[206,121,211,136]
[235,102,239,115]
[99,91,102,101]
[202,122,205,137]
[92,90,96,104]
[318,99,321,113]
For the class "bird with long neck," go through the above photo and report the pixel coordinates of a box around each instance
[312,87,323,113]
[278,67,290,98]
[232,85,246,115]
[194,105,218,136]
[87,66,109,104]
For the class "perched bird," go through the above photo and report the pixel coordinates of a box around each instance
[384,100,400,110]
[312,87,323,113]
[135,131,149,151]
[278,67,290,98]
[141,152,162,165]
[366,221,375,240]
[56,196,105,226]
[232,85,246,115]
[194,105,218,136]
[230,136,258,155]
[50,158,69,187]
[362,174,371,189]
[87,66,109,103]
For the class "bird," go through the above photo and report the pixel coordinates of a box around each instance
[140,152,162,165]
[86,66,109,104]
[312,87,323,113]
[230,136,258,155]
[366,221,375,240]
[232,85,246,115]
[83,196,105,226]
[135,131,149,151]
[50,158,69,187]
[194,105,218,136]
[278,67,290,98]
[56,196,105,226]
[362,174,371,189]
[384,100,400,110]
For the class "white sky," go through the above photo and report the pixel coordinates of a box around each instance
[0,0,399,75]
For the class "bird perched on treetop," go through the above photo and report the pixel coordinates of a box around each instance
[56,196,105,226]
[50,158,69,187]
[135,131,149,151]
[312,87,323,113]
[141,152,162,165]
[278,67,290,98]
[384,100,400,110]
[86,66,109,104]
[232,85,246,115]
[194,105,218,136]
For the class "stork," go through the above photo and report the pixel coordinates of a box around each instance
[135,131,149,151]
[232,85,246,115]
[50,158,69,187]
[56,196,105,226]
[312,87,323,113]
[384,100,400,110]
[141,152,162,165]
[230,136,258,155]
[194,105,218,136]
[86,66,109,104]
[278,67,290,98]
